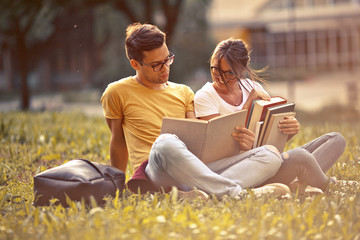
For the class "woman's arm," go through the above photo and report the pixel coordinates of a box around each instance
[232,127,256,152]
[242,88,271,110]
[198,113,221,121]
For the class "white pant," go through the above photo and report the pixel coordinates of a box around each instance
[145,134,283,198]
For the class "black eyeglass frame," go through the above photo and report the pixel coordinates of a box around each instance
[210,66,238,84]
[138,52,175,72]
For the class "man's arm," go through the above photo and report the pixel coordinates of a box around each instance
[185,111,197,119]
[105,118,128,172]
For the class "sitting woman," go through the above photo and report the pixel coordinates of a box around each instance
[194,38,346,194]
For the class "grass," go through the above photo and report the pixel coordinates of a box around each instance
[0,111,360,239]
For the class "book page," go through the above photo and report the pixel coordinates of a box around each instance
[161,118,208,159]
[246,99,260,128]
[253,121,263,148]
[201,110,247,163]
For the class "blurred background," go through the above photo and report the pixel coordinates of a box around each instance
[0,0,359,119]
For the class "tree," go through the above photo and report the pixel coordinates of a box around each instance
[112,0,183,45]
[57,0,184,44]
[0,0,57,110]
[0,0,184,110]
[170,0,215,89]
[0,0,211,110]
[93,0,214,88]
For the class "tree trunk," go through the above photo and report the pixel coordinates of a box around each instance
[3,46,13,91]
[161,0,182,46]
[15,18,30,110]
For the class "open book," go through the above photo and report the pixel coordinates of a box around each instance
[160,110,248,164]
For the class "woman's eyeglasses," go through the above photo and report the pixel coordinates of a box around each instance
[138,52,175,72]
[210,66,237,83]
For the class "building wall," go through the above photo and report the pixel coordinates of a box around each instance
[208,0,360,78]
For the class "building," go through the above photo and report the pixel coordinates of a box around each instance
[208,0,360,78]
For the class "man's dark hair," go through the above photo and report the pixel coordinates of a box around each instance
[125,23,166,61]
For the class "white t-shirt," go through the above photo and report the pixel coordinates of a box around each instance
[194,79,268,117]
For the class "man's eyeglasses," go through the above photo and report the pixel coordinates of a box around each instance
[210,66,237,83]
[138,52,175,72]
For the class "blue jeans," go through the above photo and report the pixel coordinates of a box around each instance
[145,134,283,198]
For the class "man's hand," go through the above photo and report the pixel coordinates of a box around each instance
[232,126,255,152]
[279,116,300,139]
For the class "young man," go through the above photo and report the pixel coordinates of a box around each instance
[101,23,290,199]
[101,23,194,173]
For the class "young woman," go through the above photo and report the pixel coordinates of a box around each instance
[194,38,346,193]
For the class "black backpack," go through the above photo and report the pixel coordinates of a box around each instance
[33,159,125,207]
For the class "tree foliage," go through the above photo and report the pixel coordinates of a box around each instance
[0,0,213,109]
[0,0,58,110]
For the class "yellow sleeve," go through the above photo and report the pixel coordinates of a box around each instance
[100,84,123,119]
[185,85,195,112]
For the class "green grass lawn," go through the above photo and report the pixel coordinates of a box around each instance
[0,111,359,240]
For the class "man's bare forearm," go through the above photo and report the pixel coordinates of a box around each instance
[110,138,128,172]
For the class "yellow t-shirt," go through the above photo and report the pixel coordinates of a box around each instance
[101,76,194,171]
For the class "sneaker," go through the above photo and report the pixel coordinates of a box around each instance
[243,183,291,199]
[171,187,209,201]
[289,180,305,193]
[289,181,324,196]
[304,186,324,196]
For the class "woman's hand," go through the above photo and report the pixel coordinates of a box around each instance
[232,126,255,152]
[279,116,300,140]
[243,89,270,110]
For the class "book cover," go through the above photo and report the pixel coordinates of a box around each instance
[257,102,296,146]
[245,98,260,127]
[261,112,296,152]
[253,121,263,149]
[161,110,248,163]
[247,96,287,133]
[160,118,208,159]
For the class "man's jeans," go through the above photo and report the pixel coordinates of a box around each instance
[145,134,283,198]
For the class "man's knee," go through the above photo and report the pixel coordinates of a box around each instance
[150,134,185,167]
[153,134,182,155]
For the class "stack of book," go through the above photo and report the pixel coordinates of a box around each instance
[246,96,296,152]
